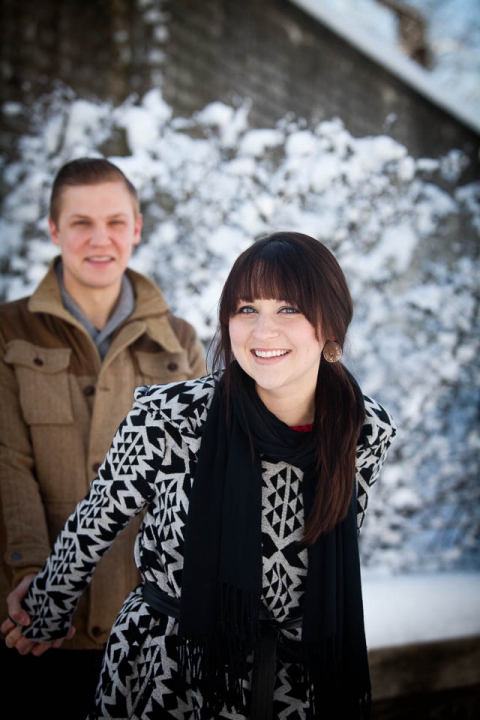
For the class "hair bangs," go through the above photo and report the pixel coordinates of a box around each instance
[223,238,320,329]
[234,258,301,307]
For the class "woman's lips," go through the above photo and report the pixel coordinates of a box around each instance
[252,349,290,358]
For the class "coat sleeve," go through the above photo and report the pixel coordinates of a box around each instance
[21,400,164,642]
[355,395,397,530]
[0,331,51,587]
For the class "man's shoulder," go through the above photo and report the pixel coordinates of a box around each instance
[126,268,169,315]
[0,295,35,337]
[167,312,198,341]
[1,261,62,328]
[0,294,32,317]
[0,270,65,346]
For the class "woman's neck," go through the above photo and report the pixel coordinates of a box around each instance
[255,385,315,427]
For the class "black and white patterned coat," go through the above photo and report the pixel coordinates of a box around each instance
[23,374,396,719]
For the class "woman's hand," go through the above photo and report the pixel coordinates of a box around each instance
[1,573,75,656]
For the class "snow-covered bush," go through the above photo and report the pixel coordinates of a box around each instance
[1,86,478,573]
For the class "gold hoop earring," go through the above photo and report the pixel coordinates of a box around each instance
[322,340,342,363]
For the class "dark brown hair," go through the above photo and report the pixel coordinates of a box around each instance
[49,157,140,224]
[212,232,365,542]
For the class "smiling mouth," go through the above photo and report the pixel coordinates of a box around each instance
[253,349,290,358]
[86,256,114,263]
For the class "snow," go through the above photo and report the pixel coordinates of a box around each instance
[238,129,285,157]
[363,572,480,648]
[402,0,480,115]
[196,101,234,128]
[321,0,399,44]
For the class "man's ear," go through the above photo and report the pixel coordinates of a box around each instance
[48,218,60,246]
[133,213,143,246]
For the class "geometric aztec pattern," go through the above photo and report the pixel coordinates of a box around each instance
[22,374,396,719]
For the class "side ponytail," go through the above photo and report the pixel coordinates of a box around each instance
[303,361,365,543]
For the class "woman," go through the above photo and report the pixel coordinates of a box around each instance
[6,232,396,719]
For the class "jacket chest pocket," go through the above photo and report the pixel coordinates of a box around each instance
[5,340,74,425]
[136,349,192,384]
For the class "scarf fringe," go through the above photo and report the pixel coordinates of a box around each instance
[178,584,260,716]
[305,682,371,719]
[220,582,260,639]
[361,691,372,719]
[302,640,371,720]
[178,618,371,718]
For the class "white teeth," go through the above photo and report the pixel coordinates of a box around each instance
[87,257,112,263]
[254,349,289,358]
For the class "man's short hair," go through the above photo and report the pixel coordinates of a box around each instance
[49,158,140,224]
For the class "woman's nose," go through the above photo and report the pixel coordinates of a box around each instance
[252,313,278,339]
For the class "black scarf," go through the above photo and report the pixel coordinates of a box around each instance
[179,363,371,718]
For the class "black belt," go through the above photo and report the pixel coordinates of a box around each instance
[142,580,302,720]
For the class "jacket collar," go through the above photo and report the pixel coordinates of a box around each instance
[28,257,183,354]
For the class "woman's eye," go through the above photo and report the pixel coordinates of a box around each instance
[236,305,256,314]
[280,306,300,314]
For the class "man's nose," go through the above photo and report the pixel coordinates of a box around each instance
[89,224,110,245]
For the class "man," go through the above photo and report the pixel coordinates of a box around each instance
[0,158,206,716]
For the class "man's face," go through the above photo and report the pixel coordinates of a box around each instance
[49,182,142,300]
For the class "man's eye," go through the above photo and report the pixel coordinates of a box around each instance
[73,221,88,227]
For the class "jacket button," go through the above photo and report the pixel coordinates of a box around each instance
[92,462,101,473]
[167,362,179,371]
[91,626,102,638]
[33,357,44,366]
[84,385,96,397]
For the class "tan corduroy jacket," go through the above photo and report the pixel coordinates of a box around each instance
[0,260,206,649]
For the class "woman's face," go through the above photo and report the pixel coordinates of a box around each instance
[229,298,323,416]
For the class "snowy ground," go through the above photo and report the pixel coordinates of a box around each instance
[363,572,480,648]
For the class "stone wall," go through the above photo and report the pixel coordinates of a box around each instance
[1,0,478,178]
[162,0,479,168]
[1,0,147,105]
